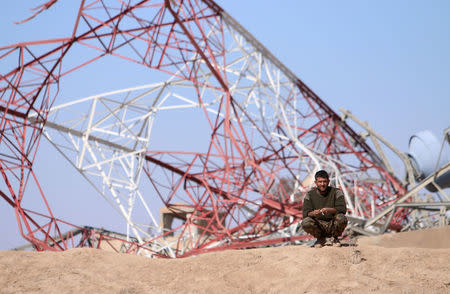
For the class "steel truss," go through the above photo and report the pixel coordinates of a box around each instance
[0,0,420,257]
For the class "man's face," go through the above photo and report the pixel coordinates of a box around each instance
[315,177,329,193]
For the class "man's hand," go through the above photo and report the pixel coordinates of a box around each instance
[308,209,322,218]
[308,207,337,218]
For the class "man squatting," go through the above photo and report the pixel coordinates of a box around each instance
[302,170,348,248]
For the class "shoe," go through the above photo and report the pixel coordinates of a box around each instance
[313,237,326,248]
[332,237,342,247]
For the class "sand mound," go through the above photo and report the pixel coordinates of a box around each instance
[0,226,449,293]
[358,225,450,249]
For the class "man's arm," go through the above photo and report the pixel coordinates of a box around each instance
[302,192,313,218]
[334,189,346,214]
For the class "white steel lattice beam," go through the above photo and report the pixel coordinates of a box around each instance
[3,0,436,257]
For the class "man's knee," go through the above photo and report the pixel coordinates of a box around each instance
[332,213,348,236]
[334,213,348,226]
[302,217,322,237]
[302,217,315,230]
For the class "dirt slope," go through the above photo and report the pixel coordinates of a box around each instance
[0,226,449,294]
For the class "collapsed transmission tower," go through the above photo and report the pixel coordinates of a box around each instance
[1,0,415,257]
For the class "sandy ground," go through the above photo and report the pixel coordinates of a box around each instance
[0,226,449,294]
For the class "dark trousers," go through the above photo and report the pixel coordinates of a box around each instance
[302,213,348,238]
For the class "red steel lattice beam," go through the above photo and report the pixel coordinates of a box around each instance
[0,0,408,257]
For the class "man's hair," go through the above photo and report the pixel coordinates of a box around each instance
[314,170,329,180]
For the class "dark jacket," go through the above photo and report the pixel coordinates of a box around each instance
[302,187,346,221]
